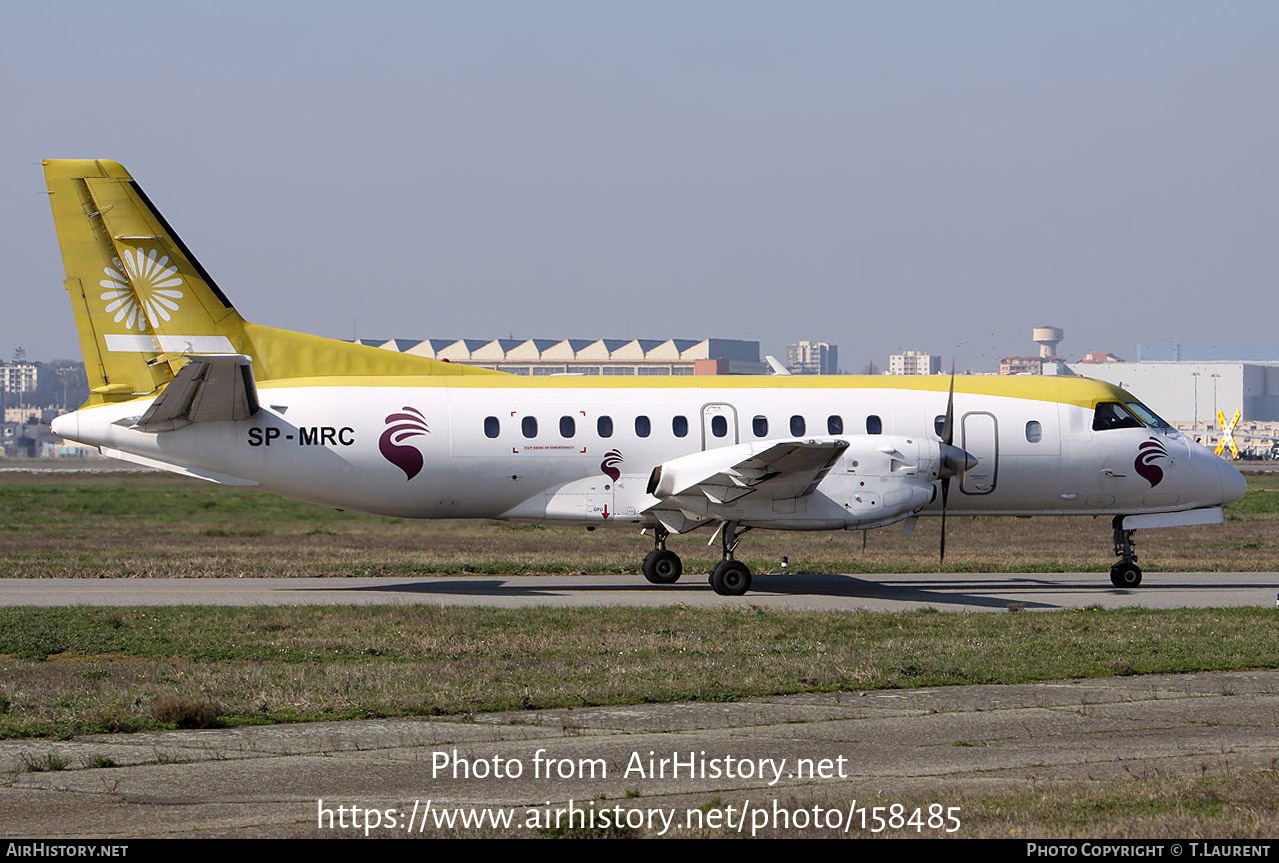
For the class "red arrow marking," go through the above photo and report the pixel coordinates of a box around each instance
[602,505,610,520]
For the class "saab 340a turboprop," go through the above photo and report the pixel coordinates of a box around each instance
[42,160,1247,595]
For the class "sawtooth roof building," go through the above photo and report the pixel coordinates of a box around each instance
[351,337,767,376]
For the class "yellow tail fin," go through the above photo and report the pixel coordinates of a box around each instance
[44,159,248,402]
[44,159,496,406]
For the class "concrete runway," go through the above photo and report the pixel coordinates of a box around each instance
[4,671,1279,838]
[2,571,1278,611]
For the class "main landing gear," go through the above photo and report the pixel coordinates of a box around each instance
[708,521,752,597]
[639,522,754,596]
[1110,515,1142,588]
[642,527,682,585]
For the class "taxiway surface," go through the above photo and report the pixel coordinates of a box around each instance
[2,571,1277,611]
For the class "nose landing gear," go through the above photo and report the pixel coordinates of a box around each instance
[1110,516,1142,588]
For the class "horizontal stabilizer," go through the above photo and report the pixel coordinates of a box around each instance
[135,354,259,430]
[99,447,259,486]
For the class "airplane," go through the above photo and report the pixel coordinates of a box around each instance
[41,159,1248,595]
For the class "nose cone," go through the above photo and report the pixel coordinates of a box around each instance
[1217,457,1248,506]
[50,412,79,441]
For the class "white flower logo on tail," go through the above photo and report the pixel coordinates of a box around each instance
[99,248,184,330]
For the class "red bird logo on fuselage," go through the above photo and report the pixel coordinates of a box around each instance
[1134,437,1170,488]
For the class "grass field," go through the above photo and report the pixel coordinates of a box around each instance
[2,604,1278,739]
[1,468,1277,578]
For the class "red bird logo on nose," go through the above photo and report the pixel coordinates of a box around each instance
[1134,437,1169,488]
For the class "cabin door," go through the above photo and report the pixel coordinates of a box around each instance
[700,403,739,450]
[960,411,999,494]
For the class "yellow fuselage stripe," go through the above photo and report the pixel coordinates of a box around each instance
[255,373,1130,410]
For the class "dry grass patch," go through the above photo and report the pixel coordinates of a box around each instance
[148,695,221,728]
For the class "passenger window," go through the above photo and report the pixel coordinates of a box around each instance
[866,415,882,435]
[522,416,538,438]
[790,415,806,436]
[673,415,689,438]
[934,415,947,437]
[484,416,500,439]
[560,416,576,438]
[711,415,727,437]
[753,415,769,437]
[1092,402,1143,431]
[827,415,843,435]
[597,416,613,438]
[635,415,651,438]
[1025,420,1042,443]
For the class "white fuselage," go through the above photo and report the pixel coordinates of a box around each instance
[55,380,1245,532]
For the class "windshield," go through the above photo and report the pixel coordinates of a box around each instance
[1092,401,1144,431]
[1125,401,1171,429]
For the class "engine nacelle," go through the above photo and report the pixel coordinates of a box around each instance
[821,435,943,529]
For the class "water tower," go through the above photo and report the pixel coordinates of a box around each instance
[1033,326,1063,358]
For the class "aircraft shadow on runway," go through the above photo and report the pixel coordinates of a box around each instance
[287,573,1090,610]
[285,571,1279,610]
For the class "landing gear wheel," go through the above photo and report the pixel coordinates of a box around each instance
[1110,562,1142,588]
[710,560,752,596]
[642,549,683,585]
[1109,517,1143,588]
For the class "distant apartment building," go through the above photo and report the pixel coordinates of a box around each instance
[998,356,1043,375]
[0,363,37,393]
[888,350,940,375]
[4,407,44,424]
[786,340,839,375]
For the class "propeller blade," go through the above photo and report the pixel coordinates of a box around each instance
[942,361,955,446]
[938,362,956,562]
[940,476,949,562]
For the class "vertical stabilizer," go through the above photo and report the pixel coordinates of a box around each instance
[43,159,248,404]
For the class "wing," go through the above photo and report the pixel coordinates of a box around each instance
[135,354,259,431]
[646,438,850,507]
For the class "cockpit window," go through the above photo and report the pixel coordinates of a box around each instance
[1125,401,1170,429]
[1092,401,1144,431]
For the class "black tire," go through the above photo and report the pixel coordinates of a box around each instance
[710,560,752,596]
[642,549,683,585]
[1110,563,1142,588]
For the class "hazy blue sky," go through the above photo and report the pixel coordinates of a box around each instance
[3,1,1276,371]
